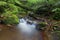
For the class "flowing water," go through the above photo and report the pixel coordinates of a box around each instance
[0,18,43,40]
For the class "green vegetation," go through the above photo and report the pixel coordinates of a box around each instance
[0,1,19,25]
[0,0,27,25]
[0,0,60,29]
[0,0,60,40]
[2,13,19,25]
[0,0,60,27]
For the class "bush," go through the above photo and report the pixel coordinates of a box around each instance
[0,1,7,14]
[5,4,19,14]
[36,22,47,30]
[0,1,19,14]
[39,22,47,27]
[2,12,19,25]
[52,8,60,20]
[53,13,60,20]
[0,1,19,25]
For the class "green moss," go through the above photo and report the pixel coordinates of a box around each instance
[2,12,19,25]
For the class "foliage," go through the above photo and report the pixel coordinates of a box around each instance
[0,0,31,25]
[0,1,19,25]
[53,25,59,31]
[0,0,60,31]
[2,12,19,25]
[0,1,7,13]
[52,8,60,20]
[39,22,47,27]
[36,22,47,30]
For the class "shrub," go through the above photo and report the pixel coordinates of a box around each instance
[52,8,60,20]
[36,22,47,30]
[2,12,19,25]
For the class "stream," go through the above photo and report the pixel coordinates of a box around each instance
[17,18,43,40]
[0,18,43,40]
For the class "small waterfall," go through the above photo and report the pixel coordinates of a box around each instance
[17,18,43,40]
[18,18,37,34]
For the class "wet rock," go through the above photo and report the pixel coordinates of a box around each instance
[26,20,33,25]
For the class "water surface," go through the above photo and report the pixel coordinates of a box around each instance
[0,18,43,40]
